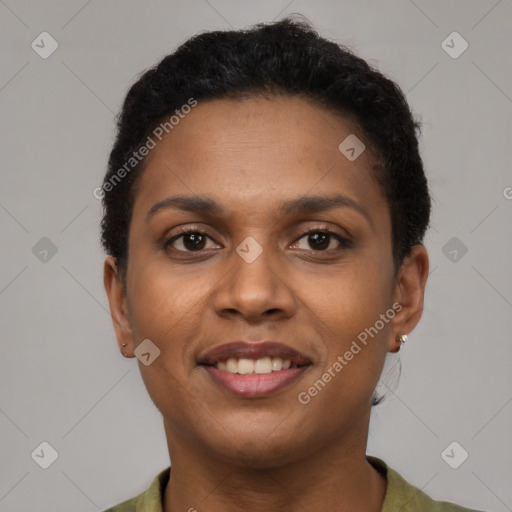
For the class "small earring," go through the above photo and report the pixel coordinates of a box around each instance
[398,334,408,344]
[122,343,128,357]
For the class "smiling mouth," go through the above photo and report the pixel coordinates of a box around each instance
[203,356,303,374]
[197,341,312,397]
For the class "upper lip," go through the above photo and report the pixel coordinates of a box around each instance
[198,341,312,366]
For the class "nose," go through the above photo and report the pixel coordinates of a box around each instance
[212,243,296,324]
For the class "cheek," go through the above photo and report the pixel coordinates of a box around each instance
[316,254,392,327]
[126,265,208,418]
[308,254,393,393]
[125,256,206,367]
[128,243,201,325]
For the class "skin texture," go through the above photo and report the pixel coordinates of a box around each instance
[104,96,429,512]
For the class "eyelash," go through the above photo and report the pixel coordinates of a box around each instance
[164,226,352,255]
[296,227,352,251]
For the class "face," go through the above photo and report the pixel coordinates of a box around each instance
[104,96,428,468]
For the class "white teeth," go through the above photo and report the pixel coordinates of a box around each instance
[271,357,283,371]
[226,358,238,373]
[215,357,294,374]
[237,358,255,375]
[254,357,272,374]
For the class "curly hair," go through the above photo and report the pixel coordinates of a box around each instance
[100,16,430,283]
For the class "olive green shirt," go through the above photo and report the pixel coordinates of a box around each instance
[103,456,483,511]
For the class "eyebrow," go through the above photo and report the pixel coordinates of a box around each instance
[146,193,373,226]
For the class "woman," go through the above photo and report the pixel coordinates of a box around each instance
[100,17,482,512]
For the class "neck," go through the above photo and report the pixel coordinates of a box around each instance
[162,418,386,512]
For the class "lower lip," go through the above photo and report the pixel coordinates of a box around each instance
[201,365,310,398]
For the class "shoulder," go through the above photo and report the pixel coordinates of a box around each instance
[102,496,136,512]
[102,466,171,512]
[367,456,485,512]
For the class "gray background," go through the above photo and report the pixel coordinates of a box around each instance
[1,1,511,511]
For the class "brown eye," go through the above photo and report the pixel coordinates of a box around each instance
[181,232,206,251]
[165,230,218,252]
[307,232,330,250]
[293,230,350,252]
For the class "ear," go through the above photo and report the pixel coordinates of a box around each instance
[388,245,429,353]
[103,256,134,357]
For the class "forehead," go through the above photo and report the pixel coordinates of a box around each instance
[133,96,387,222]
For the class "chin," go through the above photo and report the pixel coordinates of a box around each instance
[210,431,310,470]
